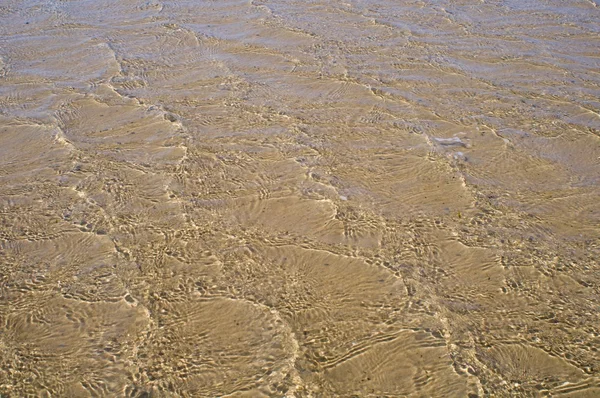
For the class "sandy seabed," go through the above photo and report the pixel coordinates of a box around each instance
[0,0,599,396]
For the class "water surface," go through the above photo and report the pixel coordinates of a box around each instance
[1,0,599,396]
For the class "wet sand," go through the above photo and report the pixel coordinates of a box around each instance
[1,0,599,396]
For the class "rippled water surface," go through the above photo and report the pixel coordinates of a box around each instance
[1,0,599,396]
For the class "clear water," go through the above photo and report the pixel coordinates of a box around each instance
[0,0,599,396]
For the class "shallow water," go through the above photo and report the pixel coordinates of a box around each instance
[0,0,599,396]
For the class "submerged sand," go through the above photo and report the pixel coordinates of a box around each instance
[0,0,599,396]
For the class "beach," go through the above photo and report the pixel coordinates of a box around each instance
[0,0,599,396]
